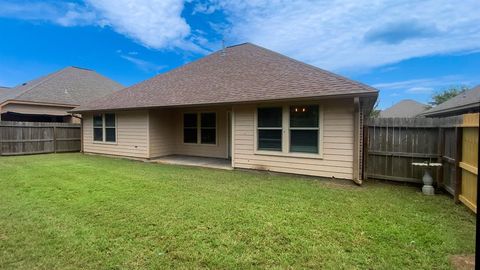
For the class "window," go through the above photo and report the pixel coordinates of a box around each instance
[289,105,319,153]
[93,114,103,142]
[183,112,217,144]
[257,107,282,151]
[201,113,216,144]
[93,113,116,143]
[183,113,197,143]
[105,113,116,142]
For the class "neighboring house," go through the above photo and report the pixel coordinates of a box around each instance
[422,85,480,117]
[72,43,378,182]
[0,67,123,123]
[379,99,428,118]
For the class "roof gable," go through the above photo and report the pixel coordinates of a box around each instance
[73,43,377,112]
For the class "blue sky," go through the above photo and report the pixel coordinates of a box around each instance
[0,0,479,109]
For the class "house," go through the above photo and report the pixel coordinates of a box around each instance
[72,43,378,182]
[0,67,123,123]
[379,99,428,118]
[422,85,480,117]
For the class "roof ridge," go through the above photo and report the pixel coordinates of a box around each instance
[399,99,426,104]
[68,66,93,71]
[240,43,378,93]
[14,67,70,100]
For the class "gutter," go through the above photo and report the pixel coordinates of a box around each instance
[422,102,480,117]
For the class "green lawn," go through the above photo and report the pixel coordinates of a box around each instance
[0,153,475,269]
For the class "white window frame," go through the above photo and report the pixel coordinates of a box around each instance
[254,104,324,159]
[93,113,117,144]
[182,112,218,146]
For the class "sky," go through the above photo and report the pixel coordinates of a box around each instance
[0,0,479,109]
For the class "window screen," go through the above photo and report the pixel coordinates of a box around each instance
[257,107,282,151]
[183,113,198,143]
[93,114,103,141]
[201,113,216,144]
[289,105,319,153]
[93,113,116,143]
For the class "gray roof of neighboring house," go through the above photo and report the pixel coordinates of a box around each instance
[72,43,378,112]
[0,67,124,107]
[0,86,10,97]
[379,99,428,118]
[421,85,480,117]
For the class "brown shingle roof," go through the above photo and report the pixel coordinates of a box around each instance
[379,99,428,118]
[421,85,480,117]
[0,67,124,106]
[73,43,378,112]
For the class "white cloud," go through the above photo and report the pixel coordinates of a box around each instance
[86,0,208,52]
[201,0,480,71]
[406,87,433,94]
[119,54,165,73]
[372,75,475,98]
[2,0,480,70]
[0,0,209,53]
[0,1,96,26]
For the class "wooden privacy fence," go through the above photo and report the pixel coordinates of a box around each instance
[364,116,462,184]
[457,114,478,213]
[0,121,81,156]
[364,114,478,212]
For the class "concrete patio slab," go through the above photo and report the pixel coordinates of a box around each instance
[151,155,232,170]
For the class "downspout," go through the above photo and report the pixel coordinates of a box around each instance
[352,97,362,185]
[72,114,84,153]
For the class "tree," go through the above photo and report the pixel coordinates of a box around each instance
[370,100,381,118]
[429,86,469,106]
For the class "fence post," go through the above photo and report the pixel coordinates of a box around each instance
[0,122,2,156]
[53,126,57,153]
[437,127,444,188]
[454,126,463,203]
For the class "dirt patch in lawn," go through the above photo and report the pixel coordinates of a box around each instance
[450,255,475,270]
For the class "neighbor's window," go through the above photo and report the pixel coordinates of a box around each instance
[289,105,319,153]
[201,112,216,144]
[183,113,198,143]
[93,113,116,143]
[93,114,103,142]
[257,107,282,151]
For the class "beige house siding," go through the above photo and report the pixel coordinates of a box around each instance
[172,107,229,159]
[232,99,355,179]
[0,102,81,123]
[0,103,73,116]
[80,99,361,180]
[149,109,175,158]
[83,110,149,158]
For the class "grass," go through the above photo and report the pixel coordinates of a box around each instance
[0,153,475,269]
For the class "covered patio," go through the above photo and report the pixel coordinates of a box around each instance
[147,106,232,162]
